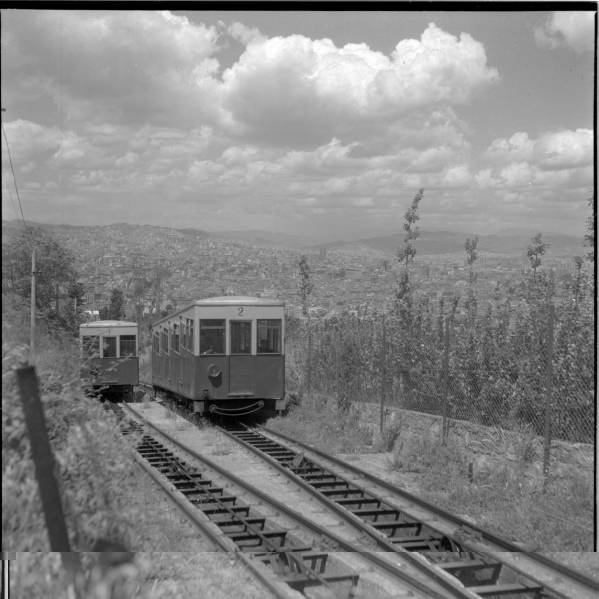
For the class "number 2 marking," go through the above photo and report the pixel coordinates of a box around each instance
[238,307,244,316]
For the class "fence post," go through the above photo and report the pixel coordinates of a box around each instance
[16,365,81,593]
[542,302,555,489]
[441,316,450,444]
[379,313,387,433]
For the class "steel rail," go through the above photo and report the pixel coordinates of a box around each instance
[121,409,355,599]
[210,424,482,599]
[219,423,592,599]
[124,403,477,599]
[261,424,599,595]
[136,433,347,598]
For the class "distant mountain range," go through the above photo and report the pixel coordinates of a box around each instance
[2,220,587,257]
[315,230,588,257]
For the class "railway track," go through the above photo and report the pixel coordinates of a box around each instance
[116,401,483,599]
[215,422,599,599]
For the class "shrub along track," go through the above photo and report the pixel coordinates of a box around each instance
[116,402,483,599]
[216,422,599,599]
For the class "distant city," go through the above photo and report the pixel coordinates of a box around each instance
[2,220,588,321]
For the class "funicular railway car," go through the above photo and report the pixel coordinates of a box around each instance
[79,320,139,401]
[151,296,287,417]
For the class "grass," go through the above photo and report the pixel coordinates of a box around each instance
[269,393,594,552]
[269,392,374,454]
[8,552,273,599]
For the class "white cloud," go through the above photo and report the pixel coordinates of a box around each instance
[219,23,498,144]
[534,129,593,170]
[535,12,595,54]
[484,128,593,171]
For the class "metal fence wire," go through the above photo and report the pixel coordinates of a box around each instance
[288,292,594,445]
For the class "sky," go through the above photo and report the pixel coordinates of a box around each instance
[1,8,595,242]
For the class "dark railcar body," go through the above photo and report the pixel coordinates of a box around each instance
[151,296,286,416]
[80,320,139,401]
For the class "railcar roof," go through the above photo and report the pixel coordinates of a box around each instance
[151,295,284,327]
[193,295,284,306]
[80,320,138,328]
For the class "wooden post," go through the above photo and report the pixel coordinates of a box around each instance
[441,317,450,444]
[30,250,36,365]
[16,366,81,591]
[379,313,386,433]
[542,302,555,488]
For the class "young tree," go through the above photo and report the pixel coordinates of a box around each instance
[395,189,424,311]
[298,255,314,400]
[2,225,79,314]
[298,255,314,317]
[464,236,479,322]
[527,233,548,280]
[584,195,594,262]
[100,289,126,320]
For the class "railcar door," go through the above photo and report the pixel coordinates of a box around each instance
[229,320,253,395]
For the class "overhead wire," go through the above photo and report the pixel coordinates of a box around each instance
[1,116,27,228]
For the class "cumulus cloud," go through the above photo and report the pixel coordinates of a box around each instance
[477,128,593,200]
[219,23,498,145]
[484,128,592,171]
[1,11,221,127]
[535,12,595,54]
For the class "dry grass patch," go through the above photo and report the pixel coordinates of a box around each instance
[8,552,274,599]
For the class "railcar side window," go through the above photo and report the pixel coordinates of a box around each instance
[257,319,282,354]
[102,336,117,358]
[161,328,169,354]
[188,319,194,353]
[231,321,251,354]
[82,335,100,358]
[172,324,180,353]
[120,335,137,357]
[200,319,225,354]
[153,332,159,353]
[185,318,193,353]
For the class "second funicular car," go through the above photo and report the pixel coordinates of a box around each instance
[151,296,287,417]
[80,320,139,401]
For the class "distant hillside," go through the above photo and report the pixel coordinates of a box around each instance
[2,220,209,240]
[2,220,585,257]
[210,229,319,248]
[314,230,586,257]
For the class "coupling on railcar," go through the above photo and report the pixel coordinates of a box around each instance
[80,320,139,401]
[151,296,287,417]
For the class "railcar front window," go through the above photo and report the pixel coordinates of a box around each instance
[120,335,137,357]
[200,319,225,354]
[102,336,117,358]
[153,333,159,354]
[231,321,251,354]
[257,319,282,353]
[82,335,100,358]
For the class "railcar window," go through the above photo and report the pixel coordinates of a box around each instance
[153,333,160,354]
[231,321,251,354]
[120,335,137,357]
[200,319,225,354]
[172,323,180,353]
[82,335,100,358]
[188,319,194,353]
[102,336,117,358]
[161,328,169,354]
[257,319,282,353]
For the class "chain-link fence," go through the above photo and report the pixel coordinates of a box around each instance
[287,284,594,446]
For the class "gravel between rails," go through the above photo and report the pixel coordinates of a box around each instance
[128,401,473,599]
